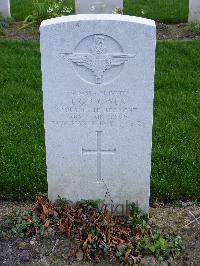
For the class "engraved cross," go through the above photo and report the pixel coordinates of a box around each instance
[82,131,116,183]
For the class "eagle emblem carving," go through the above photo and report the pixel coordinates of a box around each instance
[64,35,135,84]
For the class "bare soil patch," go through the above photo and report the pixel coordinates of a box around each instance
[156,23,200,41]
[0,22,39,41]
[0,201,199,265]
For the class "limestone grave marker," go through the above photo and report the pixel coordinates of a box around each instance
[75,0,123,14]
[189,0,200,22]
[0,0,10,17]
[40,14,156,212]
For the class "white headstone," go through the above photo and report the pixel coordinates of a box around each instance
[0,0,10,17]
[75,0,123,14]
[189,0,200,22]
[40,15,156,213]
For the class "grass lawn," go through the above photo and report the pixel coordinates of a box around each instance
[153,41,200,200]
[0,40,200,201]
[10,0,189,23]
[124,0,189,22]
[10,0,33,22]
[0,41,46,199]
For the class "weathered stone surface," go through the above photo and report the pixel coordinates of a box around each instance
[75,0,123,14]
[0,0,10,17]
[189,0,200,22]
[40,15,156,212]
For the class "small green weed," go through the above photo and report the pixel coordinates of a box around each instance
[138,232,183,260]
[128,202,148,227]
[77,199,102,209]
[5,209,46,237]
[0,27,5,36]
[55,195,72,207]
[191,23,200,33]
[112,7,123,14]
[88,224,100,237]
[0,13,13,35]
[116,244,129,258]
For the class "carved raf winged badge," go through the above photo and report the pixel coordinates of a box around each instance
[63,35,135,84]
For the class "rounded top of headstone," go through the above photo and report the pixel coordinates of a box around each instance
[40,14,155,29]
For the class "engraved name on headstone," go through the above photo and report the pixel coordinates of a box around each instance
[40,15,156,212]
[75,0,123,14]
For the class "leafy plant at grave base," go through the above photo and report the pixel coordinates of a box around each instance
[1,196,183,264]
[191,23,200,33]
[55,195,73,207]
[24,0,73,25]
[112,8,123,14]
[194,200,200,206]
[137,232,183,260]
[0,26,5,36]
[2,209,46,237]
[116,243,129,258]
[128,202,149,227]
[11,209,46,237]
[77,199,102,209]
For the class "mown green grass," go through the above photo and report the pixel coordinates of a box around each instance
[0,40,200,200]
[11,0,188,23]
[152,41,200,200]
[0,41,46,199]
[11,0,34,22]
[124,0,189,23]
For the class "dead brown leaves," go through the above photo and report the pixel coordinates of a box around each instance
[31,196,145,264]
